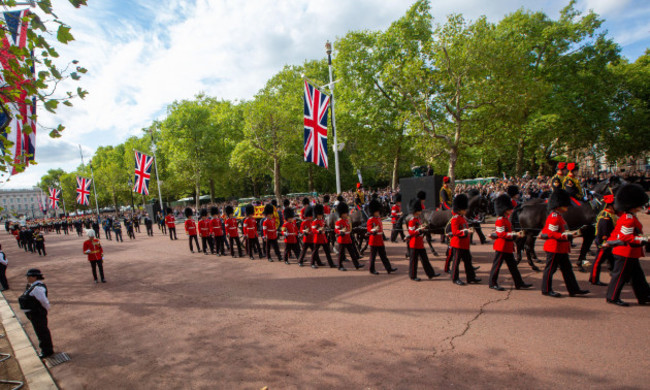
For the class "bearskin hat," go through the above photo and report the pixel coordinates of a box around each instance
[417,190,426,200]
[336,195,344,202]
[507,185,520,198]
[271,199,278,206]
[200,209,208,217]
[210,206,220,216]
[409,198,422,213]
[303,206,313,218]
[394,193,402,202]
[452,194,469,212]
[263,204,274,216]
[615,184,649,212]
[336,201,349,216]
[245,204,255,216]
[184,207,193,218]
[494,194,514,217]
[166,207,172,214]
[283,207,295,220]
[313,204,324,216]
[468,188,480,198]
[557,162,566,171]
[225,205,234,216]
[323,195,330,203]
[548,189,571,211]
[302,197,310,206]
[369,199,381,214]
[283,198,290,207]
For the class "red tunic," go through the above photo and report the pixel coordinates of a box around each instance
[335,219,352,244]
[282,221,298,244]
[323,205,331,215]
[83,238,103,261]
[493,217,515,253]
[541,212,570,254]
[198,219,211,237]
[311,219,327,244]
[391,204,401,224]
[210,217,223,236]
[367,217,384,247]
[300,219,313,243]
[184,219,197,235]
[243,217,257,238]
[165,214,175,228]
[262,218,278,240]
[450,213,470,250]
[225,217,238,238]
[408,217,424,249]
[610,213,645,258]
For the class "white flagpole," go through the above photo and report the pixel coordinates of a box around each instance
[325,41,341,194]
[149,131,165,218]
[60,187,67,216]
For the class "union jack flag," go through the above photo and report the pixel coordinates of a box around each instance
[48,187,60,209]
[303,80,330,168]
[76,176,92,206]
[133,150,153,195]
[0,9,37,175]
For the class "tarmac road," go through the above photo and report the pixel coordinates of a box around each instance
[2,215,649,389]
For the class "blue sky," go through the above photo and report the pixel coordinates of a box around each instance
[2,0,648,189]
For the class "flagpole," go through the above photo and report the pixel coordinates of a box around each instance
[325,41,341,194]
[60,187,67,216]
[149,130,165,219]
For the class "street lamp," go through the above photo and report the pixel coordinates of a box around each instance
[325,40,341,194]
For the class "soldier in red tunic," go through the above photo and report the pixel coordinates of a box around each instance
[605,184,650,306]
[335,202,363,271]
[590,195,616,286]
[198,209,213,255]
[210,207,225,256]
[367,199,397,275]
[408,198,439,281]
[165,207,177,240]
[449,194,480,285]
[184,207,199,253]
[489,195,532,291]
[310,204,335,269]
[224,206,243,257]
[298,206,318,266]
[263,204,281,262]
[243,204,262,260]
[281,208,300,264]
[82,229,105,283]
[322,195,331,215]
[390,193,404,242]
[540,189,589,298]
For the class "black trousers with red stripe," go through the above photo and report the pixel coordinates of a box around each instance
[284,242,300,262]
[338,243,360,268]
[369,246,393,273]
[409,248,435,279]
[606,256,650,303]
[541,252,580,294]
[489,251,525,288]
[589,247,614,284]
[450,247,476,282]
[265,238,281,260]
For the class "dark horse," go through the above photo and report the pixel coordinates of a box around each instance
[516,197,600,271]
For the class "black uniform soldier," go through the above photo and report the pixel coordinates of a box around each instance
[19,269,53,358]
[0,244,9,291]
[113,218,124,242]
[125,218,135,240]
[144,214,154,236]
[590,194,616,286]
[33,228,47,256]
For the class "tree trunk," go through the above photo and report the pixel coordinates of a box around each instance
[209,178,215,204]
[112,190,118,213]
[448,146,458,187]
[516,137,525,177]
[252,180,257,198]
[273,158,281,204]
[391,144,401,190]
[195,179,200,211]
[308,164,314,193]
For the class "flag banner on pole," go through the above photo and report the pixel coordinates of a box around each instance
[76,176,92,206]
[0,9,37,175]
[48,187,60,209]
[133,150,153,195]
[38,193,46,213]
[303,80,330,168]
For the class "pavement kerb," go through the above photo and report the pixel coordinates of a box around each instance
[0,292,58,390]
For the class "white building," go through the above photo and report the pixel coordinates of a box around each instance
[0,187,47,218]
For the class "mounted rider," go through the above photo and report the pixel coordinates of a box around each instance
[439,176,453,210]
[562,162,583,199]
[549,162,566,188]
[354,183,365,211]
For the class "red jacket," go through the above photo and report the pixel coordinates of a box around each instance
[323,205,331,215]
[450,213,470,250]
[335,219,352,244]
[408,217,424,249]
[610,213,645,259]
[542,212,570,254]
[83,238,103,261]
[311,219,327,244]
[367,217,384,247]
[243,217,257,238]
[282,221,298,244]
[210,217,223,236]
[225,217,238,238]
[300,219,313,243]
[198,219,211,237]
[493,217,515,253]
[391,204,401,224]
[262,218,278,240]
[184,219,197,236]
[165,214,175,228]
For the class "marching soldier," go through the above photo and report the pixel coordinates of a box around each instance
[310,204,335,269]
[144,214,154,236]
[407,198,439,281]
[83,229,106,283]
[605,184,650,306]
[300,197,310,220]
[590,195,616,286]
[210,207,225,256]
[165,208,177,240]
[19,269,53,359]
[390,193,404,243]
[243,204,262,260]
[449,194,480,285]
[367,199,397,275]
[540,189,589,298]
[489,194,532,291]
[322,195,331,215]
[34,227,47,256]
[184,208,199,253]
[281,208,300,264]
[262,205,281,262]
[224,206,243,257]
[439,176,452,210]
[549,162,566,187]
[297,206,317,266]
[112,217,123,242]
[198,209,213,255]
[334,202,363,271]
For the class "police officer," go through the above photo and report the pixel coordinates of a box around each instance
[33,227,47,256]
[144,214,154,236]
[19,269,53,359]
[0,244,9,291]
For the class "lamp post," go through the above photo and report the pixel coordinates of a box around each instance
[325,40,341,195]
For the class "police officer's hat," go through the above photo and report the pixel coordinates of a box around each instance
[409,198,422,213]
[26,268,44,280]
[336,201,349,216]
[225,205,234,216]
[313,204,324,217]
[184,207,193,218]
[245,204,255,216]
[548,189,571,211]
[263,204,274,216]
[494,194,513,217]
[283,207,295,220]
[452,194,469,212]
[210,206,220,216]
[506,185,519,198]
[200,209,208,217]
[369,199,381,214]
[417,190,426,200]
[615,184,649,212]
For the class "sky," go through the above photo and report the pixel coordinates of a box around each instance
[2,0,648,189]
